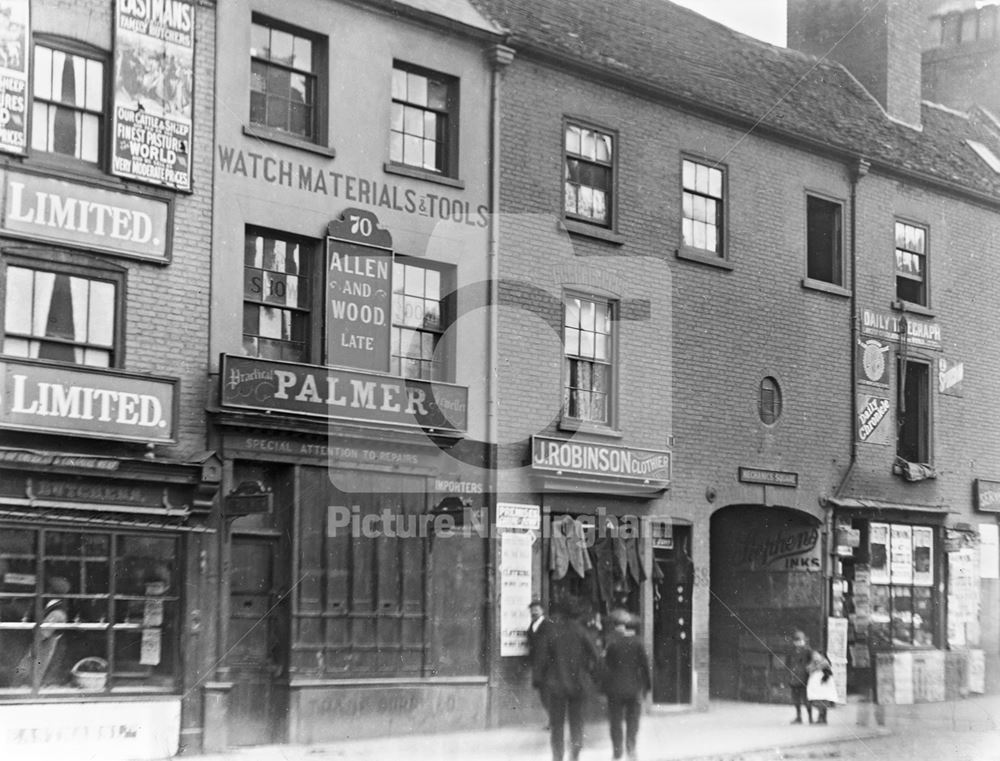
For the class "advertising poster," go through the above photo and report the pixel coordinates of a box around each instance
[869,523,890,584]
[857,393,892,445]
[857,338,889,386]
[912,526,934,587]
[890,524,913,584]
[499,531,532,656]
[0,0,28,155]
[112,0,194,190]
[980,523,999,580]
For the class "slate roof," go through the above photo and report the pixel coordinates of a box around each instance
[472,0,1000,201]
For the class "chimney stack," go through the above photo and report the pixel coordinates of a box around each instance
[787,0,924,128]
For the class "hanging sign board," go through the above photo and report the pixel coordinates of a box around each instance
[112,0,195,191]
[0,0,29,155]
[326,208,393,373]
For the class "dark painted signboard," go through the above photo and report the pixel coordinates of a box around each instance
[326,209,393,372]
[0,359,177,443]
[112,0,195,191]
[220,354,467,432]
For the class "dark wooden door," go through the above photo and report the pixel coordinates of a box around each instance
[652,527,692,704]
[227,535,288,745]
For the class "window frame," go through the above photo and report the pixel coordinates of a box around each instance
[562,117,618,231]
[894,219,930,308]
[896,355,932,465]
[804,193,845,289]
[248,14,328,149]
[758,376,783,426]
[242,226,320,364]
[560,290,618,432]
[1,250,126,369]
[387,61,460,181]
[389,256,455,383]
[29,35,109,172]
[677,153,729,267]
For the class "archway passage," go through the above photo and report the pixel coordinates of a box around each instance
[709,505,824,702]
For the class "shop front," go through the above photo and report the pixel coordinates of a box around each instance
[494,435,675,720]
[208,354,488,746]
[0,364,219,760]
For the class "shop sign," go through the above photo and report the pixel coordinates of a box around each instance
[0,359,177,443]
[857,338,889,386]
[0,0,29,155]
[26,477,163,508]
[0,169,171,262]
[530,436,671,484]
[111,0,194,191]
[857,393,891,444]
[737,467,798,487]
[326,209,393,373]
[938,357,964,396]
[0,447,121,471]
[973,478,1000,513]
[0,699,180,760]
[861,308,941,350]
[496,502,540,531]
[435,477,485,497]
[220,355,468,432]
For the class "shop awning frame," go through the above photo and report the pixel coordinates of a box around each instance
[822,495,957,515]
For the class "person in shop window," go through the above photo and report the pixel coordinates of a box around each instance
[527,599,556,729]
[601,609,650,761]
[537,601,600,761]
[12,599,69,687]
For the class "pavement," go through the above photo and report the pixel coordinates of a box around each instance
[181,695,980,761]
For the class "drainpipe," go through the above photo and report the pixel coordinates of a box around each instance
[485,41,514,728]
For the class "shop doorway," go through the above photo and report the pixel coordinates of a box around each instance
[652,524,692,704]
[227,535,289,745]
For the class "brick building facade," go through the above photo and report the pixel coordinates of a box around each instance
[0,0,221,757]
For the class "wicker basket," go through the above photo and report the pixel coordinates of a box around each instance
[71,657,108,690]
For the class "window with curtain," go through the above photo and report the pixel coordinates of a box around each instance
[2,263,118,367]
[563,293,614,425]
[32,43,105,163]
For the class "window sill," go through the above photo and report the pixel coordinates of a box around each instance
[675,246,733,270]
[558,418,623,438]
[559,219,625,245]
[891,300,935,318]
[383,162,465,189]
[801,278,850,297]
[243,124,336,159]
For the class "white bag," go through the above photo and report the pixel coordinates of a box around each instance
[806,668,838,703]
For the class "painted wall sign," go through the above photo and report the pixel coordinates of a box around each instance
[0,447,121,471]
[0,699,180,760]
[737,467,798,487]
[0,359,177,443]
[217,145,489,227]
[861,308,941,350]
[0,169,171,262]
[736,524,821,572]
[112,0,194,191]
[857,393,891,444]
[0,0,29,155]
[974,478,1000,513]
[938,357,964,396]
[220,354,468,432]
[326,209,392,373]
[530,435,671,484]
[857,338,889,386]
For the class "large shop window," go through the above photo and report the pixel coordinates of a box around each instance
[243,227,314,362]
[563,293,615,425]
[250,17,322,141]
[866,522,937,648]
[0,527,179,694]
[548,514,644,624]
[32,41,106,164]
[2,261,120,367]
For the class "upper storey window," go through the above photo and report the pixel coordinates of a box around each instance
[390,63,457,177]
[32,43,105,164]
[250,18,319,141]
[564,122,614,228]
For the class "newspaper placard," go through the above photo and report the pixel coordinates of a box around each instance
[496,503,541,531]
[890,524,913,584]
[112,0,194,190]
[980,523,999,580]
[869,523,890,584]
[827,616,848,662]
[0,0,28,155]
[499,531,533,656]
[913,526,934,587]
